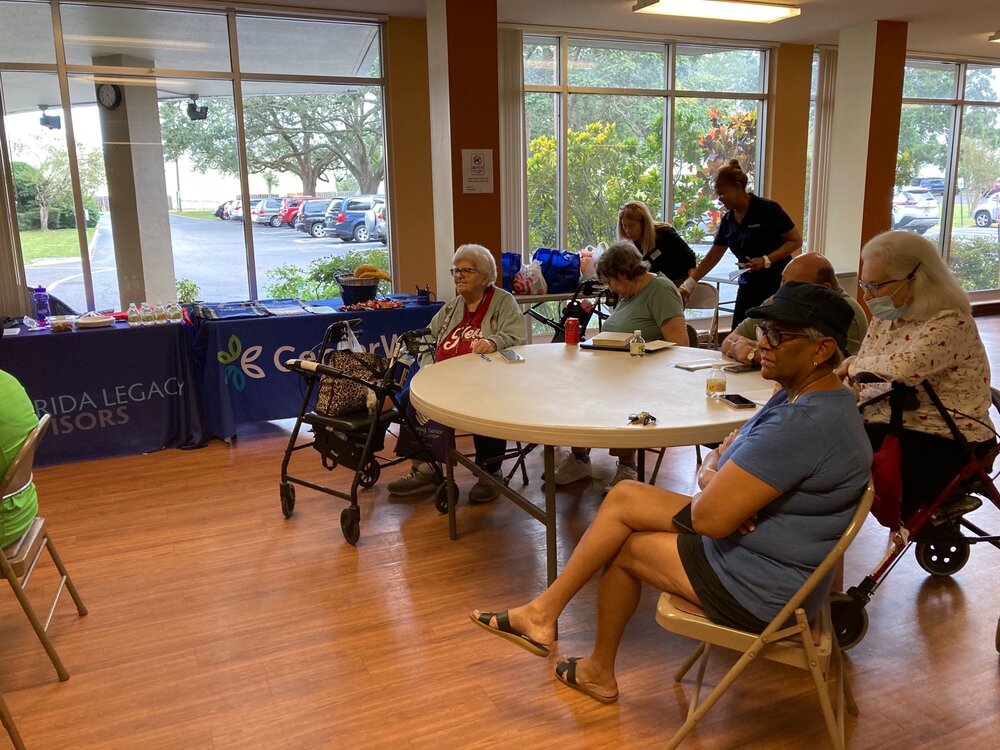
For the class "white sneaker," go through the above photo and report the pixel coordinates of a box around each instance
[602,462,638,495]
[552,454,592,485]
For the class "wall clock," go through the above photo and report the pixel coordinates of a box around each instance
[96,83,122,111]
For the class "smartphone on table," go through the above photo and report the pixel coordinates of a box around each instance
[498,349,524,363]
[720,393,756,409]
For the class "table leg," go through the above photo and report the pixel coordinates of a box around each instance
[543,445,557,587]
[446,427,458,541]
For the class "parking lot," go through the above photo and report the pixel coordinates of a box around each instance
[28,213,386,310]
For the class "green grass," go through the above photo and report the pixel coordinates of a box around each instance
[20,227,96,263]
[171,210,216,220]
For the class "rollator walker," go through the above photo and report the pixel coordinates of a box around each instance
[280,320,443,544]
[831,377,1000,650]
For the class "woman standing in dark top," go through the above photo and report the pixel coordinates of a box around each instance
[617,201,696,287]
[679,160,802,326]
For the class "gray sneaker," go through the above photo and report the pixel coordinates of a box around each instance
[387,467,437,496]
[469,471,502,504]
[602,462,638,495]
[551,454,592,485]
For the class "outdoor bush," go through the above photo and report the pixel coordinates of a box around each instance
[176,278,201,303]
[265,247,391,299]
[949,235,1000,292]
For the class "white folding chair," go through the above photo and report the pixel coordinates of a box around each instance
[685,281,720,349]
[1,414,87,682]
[656,480,874,750]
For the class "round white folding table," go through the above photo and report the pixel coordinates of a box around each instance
[409,343,771,585]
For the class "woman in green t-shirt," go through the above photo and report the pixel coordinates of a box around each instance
[555,241,689,493]
[0,369,40,547]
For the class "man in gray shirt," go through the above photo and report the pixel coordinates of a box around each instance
[720,253,867,363]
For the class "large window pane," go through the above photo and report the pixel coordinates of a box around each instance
[60,4,231,72]
[567,39,665,89]
[675,46,763,93]
[902,61,958,99]
[0,0,55,64]
[237,17,380,78]
[949,105,1000,292]
[237,81,387,298]
[3,71,96,313]
[965,65,1000,103]
[894,103,950,236]
[525,92,558,250]
[523,36,557,86]
[566,94,663,250]
[673,98,758,248]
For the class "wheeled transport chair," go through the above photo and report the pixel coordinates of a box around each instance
[522,278,615,342]
[280,321,443,544]
[832,379,1000,650]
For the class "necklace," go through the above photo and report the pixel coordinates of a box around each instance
[788,372,839,403]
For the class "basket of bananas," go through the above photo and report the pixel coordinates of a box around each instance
[336,264,392,305]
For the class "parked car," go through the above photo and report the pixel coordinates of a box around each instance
[230,200,244,222]
[251,197,284,226]
[325,194,385,242]
[213,201,228,219]
[364,201,388,244]
[277,196,318,227]
[911,176,946,194]
[892,186,938,234]
[294,199,333,238]
[973,188,1000,228]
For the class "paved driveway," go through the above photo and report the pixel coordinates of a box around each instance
[25,213,384,311]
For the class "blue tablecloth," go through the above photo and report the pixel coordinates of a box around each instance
[0,322,206,466]
[191,297,442,440]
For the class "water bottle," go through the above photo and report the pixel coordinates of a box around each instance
[706,365,728,398]
[154,303,168,324]
[168,301,183,323]
[33,286,50,323]
[127,302,140,326]
[629,329,645,358]
[140,302,155,326]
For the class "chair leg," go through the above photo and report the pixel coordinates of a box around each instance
[694,444,703,466]
[666,641,765,750]
[649,448,666,485]
[0,690,26,750]
[0,548,70,682]
[797,611,845,750]
[42,534,87,617]
[673,641,706,682]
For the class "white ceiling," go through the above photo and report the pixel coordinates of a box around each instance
[292,0,1000,62]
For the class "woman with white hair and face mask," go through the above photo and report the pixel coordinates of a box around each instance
[837,230,996,523]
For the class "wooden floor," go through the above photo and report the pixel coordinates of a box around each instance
[4,318,1000,749]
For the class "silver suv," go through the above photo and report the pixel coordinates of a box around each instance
[973,188,1000,228]
[892,186,938,234]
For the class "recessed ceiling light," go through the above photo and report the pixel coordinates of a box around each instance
[633,0,801,24]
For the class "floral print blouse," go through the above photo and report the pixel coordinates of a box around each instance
[848,309,995,442]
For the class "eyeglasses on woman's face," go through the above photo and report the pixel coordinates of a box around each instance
[450,267,480,278]
[755,325,812,348]
[858,263,920,297]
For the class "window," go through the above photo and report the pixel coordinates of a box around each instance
[0,2,386,311]
[896,60,1000,293]
[523,36,767,261]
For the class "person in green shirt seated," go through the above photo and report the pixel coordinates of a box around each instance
[0,368,40,547]
[554,241,690,493]
[721,252,868,364]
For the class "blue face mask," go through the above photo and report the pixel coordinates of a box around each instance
[866,295,907,320]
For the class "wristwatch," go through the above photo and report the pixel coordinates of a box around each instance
[762,255,772,269]
[746,347,756,363]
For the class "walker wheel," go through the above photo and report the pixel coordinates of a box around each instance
[358,457,381,488]
[914,536,970,576]
[341,506,361,545]
[433,482,453,514]
[279,482,296,518]
[830,593,869,650]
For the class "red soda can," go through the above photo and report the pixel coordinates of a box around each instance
[564,317,580,345]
